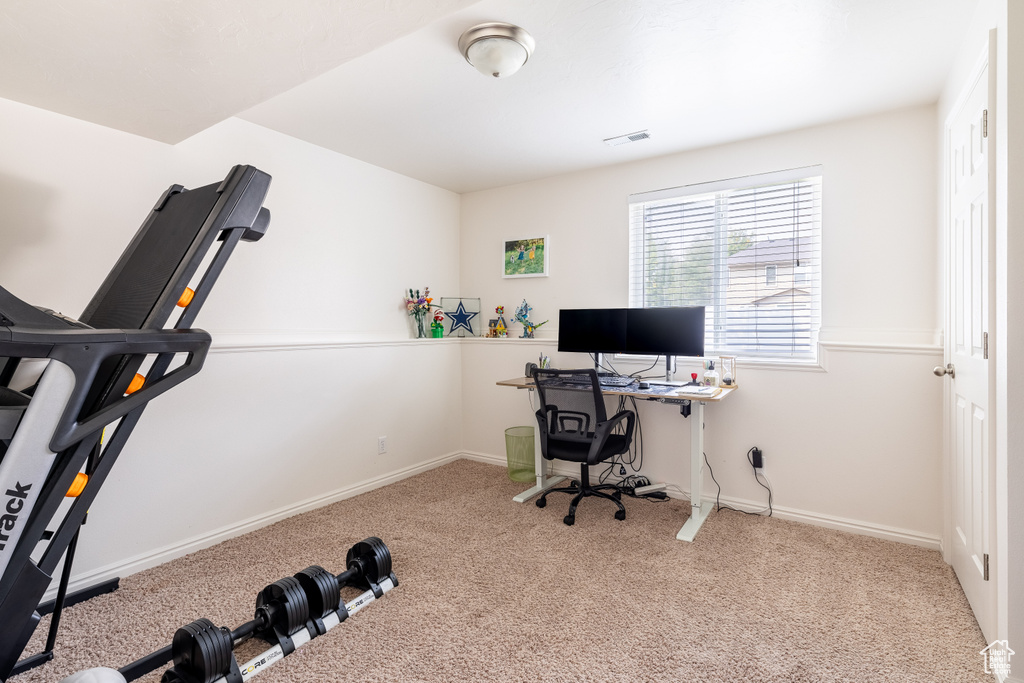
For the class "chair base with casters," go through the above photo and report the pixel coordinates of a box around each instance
[535,462,626,525]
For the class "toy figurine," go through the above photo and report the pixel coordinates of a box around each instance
[495,306,509,338]
[514,299,547,339]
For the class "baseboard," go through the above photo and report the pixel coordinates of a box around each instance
[460,451,507,467]
[48,451,467,601]
[750,501,941,550]
[459,451,942,551]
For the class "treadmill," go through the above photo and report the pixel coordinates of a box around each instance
[0,165,272,681]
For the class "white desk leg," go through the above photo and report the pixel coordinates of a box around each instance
[676,401,711,541]
[512,390,566,503]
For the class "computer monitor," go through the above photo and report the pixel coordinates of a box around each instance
[557,306,705,380]
[625,306,705,381]
[557,308,628,355]
[624,307,705,358]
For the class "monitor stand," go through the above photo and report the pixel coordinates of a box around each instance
[648,356,696,387]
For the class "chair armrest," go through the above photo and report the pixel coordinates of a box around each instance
[601,409,635,439]
[587,409,636,461]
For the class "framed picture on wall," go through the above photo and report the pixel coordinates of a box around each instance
[503,236,549,278]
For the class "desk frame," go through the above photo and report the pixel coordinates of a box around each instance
[497,377,733,542]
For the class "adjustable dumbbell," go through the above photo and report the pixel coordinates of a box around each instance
[251,536,397,653]
[161,619,242,683]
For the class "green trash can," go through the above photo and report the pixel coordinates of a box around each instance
[504,426,536,482]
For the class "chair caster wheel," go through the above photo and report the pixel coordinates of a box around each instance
[536,498,546,508]
[563,515,575,526]
[614,510,626,521]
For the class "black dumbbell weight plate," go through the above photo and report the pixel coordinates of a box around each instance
[345,537,391,587]
[295,565,340,619]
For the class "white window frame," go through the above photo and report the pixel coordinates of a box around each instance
[628,166,822,362]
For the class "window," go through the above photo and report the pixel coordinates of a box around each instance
[628,167,822,360]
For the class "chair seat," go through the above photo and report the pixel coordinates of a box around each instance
[545,433,630,465]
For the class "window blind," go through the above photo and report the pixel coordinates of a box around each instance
[628,167,822,360]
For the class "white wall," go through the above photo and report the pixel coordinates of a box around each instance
[460,105,944,546]
[0,97,464,584]
[938,0,1024,661]
[0,91,967,610]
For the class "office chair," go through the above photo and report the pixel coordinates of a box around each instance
[531,368,636,526]
[0,165,271,681]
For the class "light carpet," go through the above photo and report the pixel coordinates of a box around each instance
[17,460,989,682]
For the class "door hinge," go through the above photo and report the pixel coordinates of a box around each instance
[984,553,990,581]
[983,109,988,138]
[984,331,989,359]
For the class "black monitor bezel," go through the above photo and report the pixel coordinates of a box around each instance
[623,306,705,358]
[556,306,706,358]
[557,308,628,354]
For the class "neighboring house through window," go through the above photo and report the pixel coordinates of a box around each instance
[628,167,822,360]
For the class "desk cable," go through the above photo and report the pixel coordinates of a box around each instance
[587,353,663,380]
[703,450,774,517]
[598,395,640,484]
[598,396,670,502]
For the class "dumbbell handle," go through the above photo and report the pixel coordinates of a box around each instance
[229,615,263,644]
[334,560,364,587]
[117,645,171,680]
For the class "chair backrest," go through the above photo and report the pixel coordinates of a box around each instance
[532,368,608,439]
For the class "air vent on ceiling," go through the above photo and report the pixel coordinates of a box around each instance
[603,130,651,147]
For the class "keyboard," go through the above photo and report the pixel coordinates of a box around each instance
[558,374,637,388]
[598,375,637,388]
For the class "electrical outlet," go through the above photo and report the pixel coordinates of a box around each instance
[377,436,388,454]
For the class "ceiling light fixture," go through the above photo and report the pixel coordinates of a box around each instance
[458,22,535,78]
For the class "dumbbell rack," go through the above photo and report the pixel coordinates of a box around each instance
[63,537,399,683]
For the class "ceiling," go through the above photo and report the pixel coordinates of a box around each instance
[1,0,978,193]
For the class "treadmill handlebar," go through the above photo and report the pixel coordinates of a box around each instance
[0,324,211,452]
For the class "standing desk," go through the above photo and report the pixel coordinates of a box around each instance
[496,376,735,542]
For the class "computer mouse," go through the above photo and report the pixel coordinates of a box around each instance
[638,381,650,390]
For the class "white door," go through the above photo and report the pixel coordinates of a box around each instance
[944,51,995,641]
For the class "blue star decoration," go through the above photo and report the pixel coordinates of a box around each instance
[445,300,478,336]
